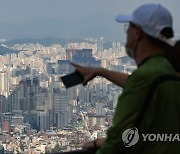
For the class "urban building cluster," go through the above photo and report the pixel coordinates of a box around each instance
[0,37,136,153]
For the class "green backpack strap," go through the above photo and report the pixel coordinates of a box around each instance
[122,74,180,154]
[134,74,180,129]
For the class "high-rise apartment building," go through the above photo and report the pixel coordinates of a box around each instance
[57,60,71,74]
[0,71,9,97]
[53,90,69,129]
[0,95,6,114]
[96,102,105,116]
[72,49,101,67]
[36,111,50,131]
[97,37,104,53]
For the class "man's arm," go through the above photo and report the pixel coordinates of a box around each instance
[71,62,129,88]
[98,68,128,88]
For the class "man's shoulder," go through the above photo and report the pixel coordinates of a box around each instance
[131,56,176,80]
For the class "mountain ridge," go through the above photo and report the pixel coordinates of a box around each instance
[0,14,123,41]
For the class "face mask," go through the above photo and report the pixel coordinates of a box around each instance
[126,47,135,58]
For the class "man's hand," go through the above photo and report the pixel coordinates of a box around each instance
[82,138,106,149]
[82,140,95,149]
[71,62,101,85]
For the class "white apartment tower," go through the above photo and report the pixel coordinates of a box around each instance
[97,37,104,53]
[0,71,9,97]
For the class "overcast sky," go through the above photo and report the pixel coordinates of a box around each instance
[0,0,179,40]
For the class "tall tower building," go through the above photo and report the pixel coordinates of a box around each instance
[117,42,121,50]
[10,86,19,111]
[112,42,117,51]
[16,81,25,111]
[36,111,50,131]
[97,37,104,53]
[21,77,40,112]
[0,71,9,97]
[72,49,101,67]
[0,95,6,114]
[96,102,105,116]
[53,90,69,129]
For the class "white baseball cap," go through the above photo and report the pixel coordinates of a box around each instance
[116,4,175,46]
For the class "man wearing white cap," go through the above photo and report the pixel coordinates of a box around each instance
[71,3,180,154]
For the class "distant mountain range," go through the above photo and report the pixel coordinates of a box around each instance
[4,37,90,47]
[4,37,113,49]
[0,13,122,41]
[0,45,19,55]
[0,37,113,55]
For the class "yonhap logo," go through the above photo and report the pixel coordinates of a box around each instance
[122,127,139,147]
[122,127,180,147]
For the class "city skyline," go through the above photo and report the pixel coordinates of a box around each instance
[0,1,179,152]
[0,40,131,153]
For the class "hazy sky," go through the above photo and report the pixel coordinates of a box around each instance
[0,0,180,40]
